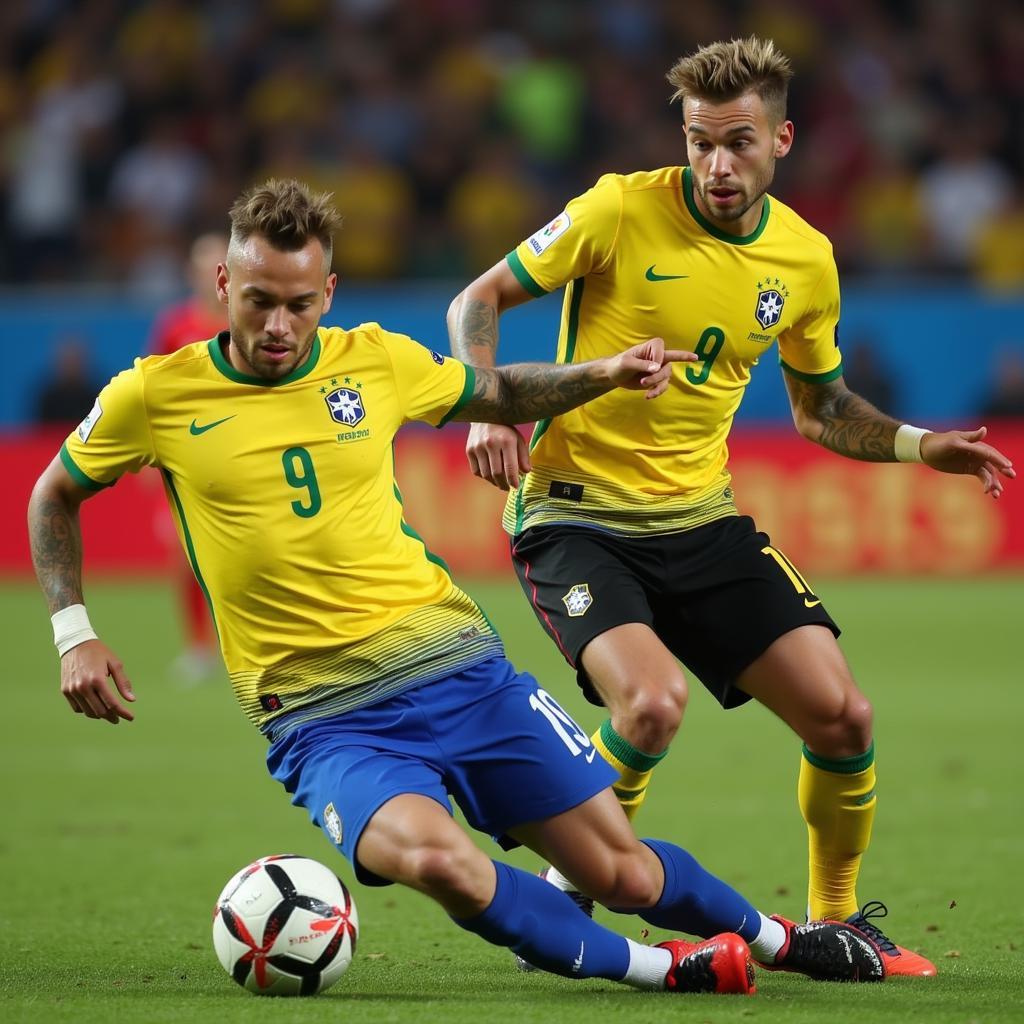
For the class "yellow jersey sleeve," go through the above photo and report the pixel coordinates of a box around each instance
[60,360,156,489]
[378,328,474,427]
[778,254,844,382]
[507,174,623,295]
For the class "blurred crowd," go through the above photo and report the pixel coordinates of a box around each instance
[2,0,1024,292]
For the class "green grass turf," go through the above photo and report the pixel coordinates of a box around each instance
[1,576,1022,1023]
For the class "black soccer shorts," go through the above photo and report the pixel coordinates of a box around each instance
[510,515,840,709]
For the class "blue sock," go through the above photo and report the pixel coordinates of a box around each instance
[451,861,630,980]
[637,839,761,943]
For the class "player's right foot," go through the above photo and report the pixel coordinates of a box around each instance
[842,901,937,977]
[515,868,595,973]
[657,934,756,994]
[761,917,885,982]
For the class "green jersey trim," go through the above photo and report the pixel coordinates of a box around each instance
[506,250,548,297]
[161,470,218,637]
[393,481,454,576]
[682,167,770,245]
[436,363,476,428]
[779,358,844,384]
[516,277,586,534]
[208,331,322,386]
[59,443,110,492]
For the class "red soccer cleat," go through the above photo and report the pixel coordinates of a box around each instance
[841,901,937,977]
[657,933,756,994]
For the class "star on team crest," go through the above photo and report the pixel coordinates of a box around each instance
[325,386,365,426]
[755,277,790,330]
[562,584,593,617]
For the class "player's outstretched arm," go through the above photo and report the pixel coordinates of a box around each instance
[448,260,538,490]
[28,457,135,723]
[449,338,697,428]
[784,374,1015,498]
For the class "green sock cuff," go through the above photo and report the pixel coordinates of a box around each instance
[802,740,875,775]
[598,720,668,772]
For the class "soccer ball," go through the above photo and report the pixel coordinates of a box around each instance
[212,854,358,996]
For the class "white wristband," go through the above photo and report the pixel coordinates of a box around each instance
[52,603,98,657]
[894,424,928,463]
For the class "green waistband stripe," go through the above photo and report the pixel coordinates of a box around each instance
[802,741,875,775]
[599,719,668,772]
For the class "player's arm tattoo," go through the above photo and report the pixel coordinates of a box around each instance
[449,297,499,367]
[452,362,612,425]
[28,484,87,613]
[784,374,901,462]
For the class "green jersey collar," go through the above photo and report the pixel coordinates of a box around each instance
[682,167,771,245]
[209,331,322,386]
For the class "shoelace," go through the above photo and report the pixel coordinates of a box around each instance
[849,900,900,955]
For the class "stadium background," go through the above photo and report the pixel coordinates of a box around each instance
[3,3,1023,1020]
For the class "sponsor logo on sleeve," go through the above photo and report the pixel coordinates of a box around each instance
[527,211,572,255]
[77,398,103,442]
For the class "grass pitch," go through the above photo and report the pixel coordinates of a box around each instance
[1,576,1022,1023]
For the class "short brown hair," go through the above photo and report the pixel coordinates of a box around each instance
[228,178,342,263]
[667,37,793,123]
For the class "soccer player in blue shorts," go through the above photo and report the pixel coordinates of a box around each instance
[29,179,884,994]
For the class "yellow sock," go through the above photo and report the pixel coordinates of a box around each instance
[798,743,877,921]
[591,720,667,822]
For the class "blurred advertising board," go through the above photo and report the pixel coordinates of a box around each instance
[3,424,1022,577]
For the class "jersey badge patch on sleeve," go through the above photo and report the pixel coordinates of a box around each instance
[561,583,593,617]
[323,802,343,845]
[430,350,445,365]
[755,277,790,330]
[76,398,103,442]
[527,211,572,255]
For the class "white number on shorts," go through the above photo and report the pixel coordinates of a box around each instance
[528,688,592,757]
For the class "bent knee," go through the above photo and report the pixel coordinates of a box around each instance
[400,845,491,908]
[589,853,662,909]
[615,676,688,750]
[806,693,874,756]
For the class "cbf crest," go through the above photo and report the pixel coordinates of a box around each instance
[755,276,790,330]
[561,584,593,618]
[325,387,365,426]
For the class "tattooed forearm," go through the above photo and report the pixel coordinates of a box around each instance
[28,490,84,612]
[453,362,612,425]
[449,296,499,366]
[786,376,901,461]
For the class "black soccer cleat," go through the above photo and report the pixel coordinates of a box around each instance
[761,916,886,982]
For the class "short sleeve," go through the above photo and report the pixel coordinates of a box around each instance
[60,361,157,489]
[381,331,474,428]
[778,255,843,382]
[506,174,623,295]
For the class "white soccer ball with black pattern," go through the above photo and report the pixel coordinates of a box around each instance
[212,854,358,996]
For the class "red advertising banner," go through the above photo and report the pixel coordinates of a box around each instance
[3,424,1022,577]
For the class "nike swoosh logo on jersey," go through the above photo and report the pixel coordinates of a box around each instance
[645,265,689,282]
[804,597,822,608]
[189,415,236,435]
[585,747,597,764]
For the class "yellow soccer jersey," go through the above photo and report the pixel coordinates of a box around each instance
[503,166,843,536]
[61,326,502,737]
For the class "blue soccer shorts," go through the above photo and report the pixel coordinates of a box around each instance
[265,656,618,885]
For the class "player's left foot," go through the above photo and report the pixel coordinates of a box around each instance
[759,917,885,982]
[841,901,937,977]
[657,934,756,994]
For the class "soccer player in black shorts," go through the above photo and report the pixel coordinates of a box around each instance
[448,37,1014,976]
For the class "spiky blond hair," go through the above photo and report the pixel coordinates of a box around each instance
[228,179,342,263]
[667,37,793,123]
